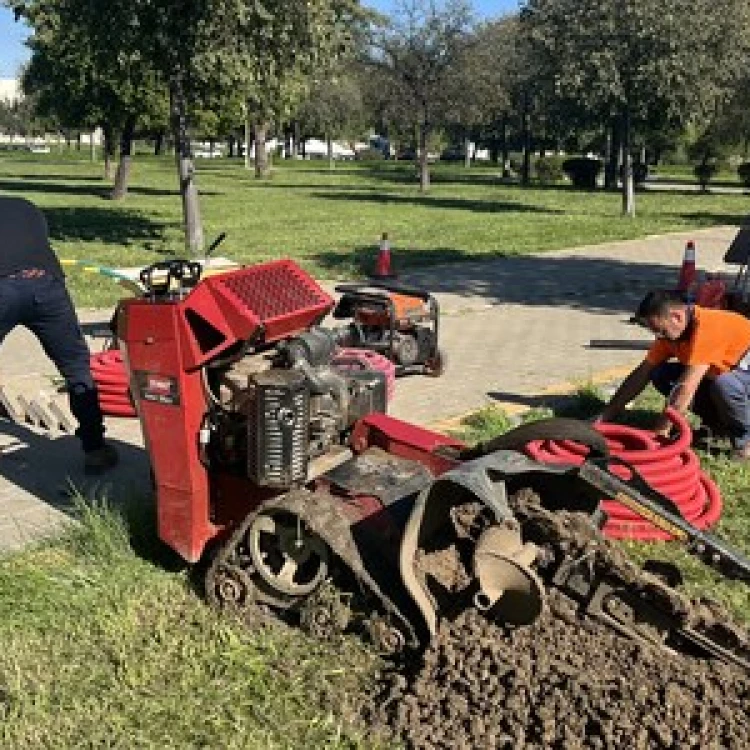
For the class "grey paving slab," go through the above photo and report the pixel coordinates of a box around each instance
[0,225,742,553]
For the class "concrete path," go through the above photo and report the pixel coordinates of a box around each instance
[0,224,741,553]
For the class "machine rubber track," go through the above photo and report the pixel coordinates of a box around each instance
[205,488,423,650]
[510,488,750,673]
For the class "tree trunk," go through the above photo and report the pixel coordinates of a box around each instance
[500,115,510,176]
[464,135,471,169]
[254,120,270,179]
[418,120,430,193]
[154,130,164,156]
[621,109,635,217]
[327,132,335,170]
[605,117,619,190]
[244,111,252,169]
[228,134,236,158]
[170,76,204,256]
[293,121,301,158]
[521,93,532,186]
[89,131,96,162]
[102,124,115,181]
[111,116,136,200]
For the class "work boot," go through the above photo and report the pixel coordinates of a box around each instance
[84,443,119,475]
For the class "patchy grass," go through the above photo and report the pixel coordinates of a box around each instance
[0,496,383,749]
[1,151,749,307]
[456,384,750,623]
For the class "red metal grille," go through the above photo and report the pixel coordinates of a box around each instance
[218,261,330,322]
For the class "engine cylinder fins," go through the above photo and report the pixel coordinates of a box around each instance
[246,509,330,597]
[461,417,609,460]
[472,525,546,627]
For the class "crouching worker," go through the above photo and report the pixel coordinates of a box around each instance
[0,196,118,474]
[599,289,750,460]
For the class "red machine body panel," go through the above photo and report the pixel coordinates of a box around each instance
[118,300,216,562]
[351,412,463,476]
[116,260,336,562]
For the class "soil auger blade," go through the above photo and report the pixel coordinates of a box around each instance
[398,451,588,639]
[472,525,545,626]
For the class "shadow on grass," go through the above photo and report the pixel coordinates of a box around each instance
[314,244,477,275]
[12,172,106,182]
[311,190,561,215]
[0,177,192,199]
[44,206,168,244]
[677,213,748,227]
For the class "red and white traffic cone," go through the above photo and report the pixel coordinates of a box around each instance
[374,232,396,278]
[677,240,696,294]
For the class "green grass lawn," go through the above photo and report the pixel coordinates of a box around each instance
[1,150,749,307]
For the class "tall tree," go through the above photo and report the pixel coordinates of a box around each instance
[521,0,750,215]
[297,73,365,167]
[233,0,363,178]
[443,17,516,169]
[368,0,474,192]
[11,0,168,194]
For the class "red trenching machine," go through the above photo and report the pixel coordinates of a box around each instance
[115,258,750,667]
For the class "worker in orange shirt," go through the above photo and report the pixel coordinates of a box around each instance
[599,289,750,460]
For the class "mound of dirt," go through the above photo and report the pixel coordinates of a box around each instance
[368,599,750,749]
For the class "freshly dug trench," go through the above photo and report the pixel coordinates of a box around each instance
[367,491,750,750]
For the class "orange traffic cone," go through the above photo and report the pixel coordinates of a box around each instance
[677,240,696,294]
[374,232,396,278]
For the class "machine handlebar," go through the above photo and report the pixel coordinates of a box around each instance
[140,259,203,297]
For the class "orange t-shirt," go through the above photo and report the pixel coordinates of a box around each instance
[646,306,750,377]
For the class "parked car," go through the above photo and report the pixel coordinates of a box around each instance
[193,145,224,158]
[28,144,51,154]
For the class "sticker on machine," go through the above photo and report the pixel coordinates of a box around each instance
[135,371,180,405]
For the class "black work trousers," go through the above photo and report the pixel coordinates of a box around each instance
[0,274,105,452]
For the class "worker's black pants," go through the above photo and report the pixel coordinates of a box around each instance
[0,274,105,452]
[651,362,750,449]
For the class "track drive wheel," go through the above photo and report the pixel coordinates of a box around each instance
[206,562,255,609]
[367,614,407,655]
[247,509,330,599]
[299,582,352,640]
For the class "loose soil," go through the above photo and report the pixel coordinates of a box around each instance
[365,493,750,749]
[368,601,750,750]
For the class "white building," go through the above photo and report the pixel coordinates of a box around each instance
[0,78,21,103]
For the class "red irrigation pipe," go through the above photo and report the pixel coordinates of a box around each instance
[90,350,137,418]
[525,407,722,540]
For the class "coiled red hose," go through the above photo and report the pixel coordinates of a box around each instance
[90,350,137,418]
[525,407,723,540]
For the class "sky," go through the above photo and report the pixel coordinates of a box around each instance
[0,0,520,79]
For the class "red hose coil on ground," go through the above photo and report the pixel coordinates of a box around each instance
[525,407,722,540]
[90,350,137,418]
